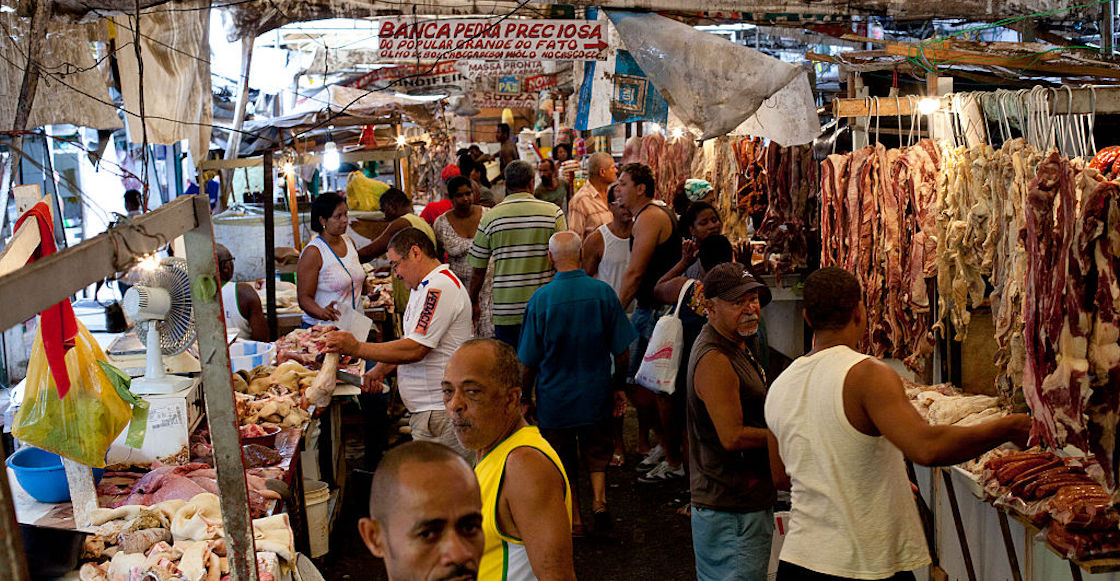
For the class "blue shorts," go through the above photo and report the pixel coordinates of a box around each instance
[628,307,657,377]
[691,507,774,581]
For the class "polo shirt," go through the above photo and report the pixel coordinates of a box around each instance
[467,193,566,326]
[518,270,638,429]
[398,264,472,413]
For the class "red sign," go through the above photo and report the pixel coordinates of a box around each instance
[525,74,558,92]
[376,18,608,61]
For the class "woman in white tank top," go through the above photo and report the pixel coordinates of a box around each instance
[297,193,367,327]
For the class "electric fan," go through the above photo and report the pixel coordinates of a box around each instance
[122,256,197,394]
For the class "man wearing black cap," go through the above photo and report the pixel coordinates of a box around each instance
[686,262,776,581]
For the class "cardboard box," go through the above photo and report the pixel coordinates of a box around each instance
[106,378,203,467]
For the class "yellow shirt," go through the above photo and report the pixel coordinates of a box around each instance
[475,426,571,581]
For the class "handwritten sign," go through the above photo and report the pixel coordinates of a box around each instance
[472,91,538,109]
[525,74,558,92]
[377,19,608,61]
[347,61,467,95]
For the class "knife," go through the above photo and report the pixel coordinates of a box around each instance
[336,369,363,386]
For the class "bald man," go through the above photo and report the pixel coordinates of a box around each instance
[518,232,636,535]
[567,152,617,240]
[359,441,485,581]
[216,244,269,342]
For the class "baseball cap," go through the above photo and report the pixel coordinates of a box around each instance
[441,164,461,181]
[702,263,771,307]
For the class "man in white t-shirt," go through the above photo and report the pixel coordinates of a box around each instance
[325,227,473,458]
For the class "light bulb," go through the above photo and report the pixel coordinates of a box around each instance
[282,161,294,177]
[671,128,684,140]
[650,123,662,133]
[917,97,940,116]
[322,141,340,172]
[396,134,407,147]
[138,253,161,272]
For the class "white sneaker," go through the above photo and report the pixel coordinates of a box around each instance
[636,445,665,472]
[638,461,685,484]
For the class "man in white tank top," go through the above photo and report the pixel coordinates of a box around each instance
[764,267,1030,581]
[581,184,632,309]
[216,244,269,342]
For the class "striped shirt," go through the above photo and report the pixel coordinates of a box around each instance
[468,193,567,326]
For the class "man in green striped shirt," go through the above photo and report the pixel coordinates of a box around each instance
[468,160,567,350]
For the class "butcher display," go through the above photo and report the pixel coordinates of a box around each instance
[274,325,355,369]
[754,142,816,277]
[636,132,695,203]
[98,463,280,518]
[78,493,293,581]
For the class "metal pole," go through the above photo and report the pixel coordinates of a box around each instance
[263,152,277,340]
[0,456,30,581]
[183,195,259,581]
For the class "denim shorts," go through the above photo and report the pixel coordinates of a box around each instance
[627,307,657,377]
[691,507,774,581]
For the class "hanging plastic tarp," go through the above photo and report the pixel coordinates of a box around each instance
[606,10,812,142]
[575,8,668,131]
[729,72,821,147]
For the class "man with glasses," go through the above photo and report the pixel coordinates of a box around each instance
[325,227,473,459]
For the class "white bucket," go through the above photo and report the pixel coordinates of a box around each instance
[304,479,330,558]
[229,340,276,372]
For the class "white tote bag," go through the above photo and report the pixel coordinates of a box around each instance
[635,280,696,395]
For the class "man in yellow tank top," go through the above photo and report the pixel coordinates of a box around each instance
[442,339,576,581]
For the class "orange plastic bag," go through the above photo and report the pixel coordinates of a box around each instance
[12,321,131,468]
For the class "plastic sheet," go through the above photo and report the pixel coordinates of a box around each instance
[12,322,131,468]
[607,10,801,141]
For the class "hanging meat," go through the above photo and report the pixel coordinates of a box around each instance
[636,132,695,203]
[817,140,940,371]
[755,143,815,278]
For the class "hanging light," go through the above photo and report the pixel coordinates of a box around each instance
[649,122,662,133]
[322,140,341,172]
[917,97,940,116]
[395,134,408,148]
[671,127,685,140]
[282,160,295,177]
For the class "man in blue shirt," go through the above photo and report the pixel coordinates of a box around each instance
[519,230,637,536]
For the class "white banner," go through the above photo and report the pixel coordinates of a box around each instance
[376,18,609,61]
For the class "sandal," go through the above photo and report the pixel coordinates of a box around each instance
[609,453,625,467]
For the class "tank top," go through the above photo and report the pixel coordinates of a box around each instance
[476,426,571,581]
[630,202,681,309]
[594,223,631,306]
[686,324,775,512]
[221,282,251,340]
[764,346,930,578]
[300,236,366,326]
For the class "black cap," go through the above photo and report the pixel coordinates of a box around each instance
[702,263,771,307]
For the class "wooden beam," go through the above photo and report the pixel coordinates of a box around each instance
[1048,85,1120,114]
[885,43,1120,79]
[0,195,199,331]
[834,96,926,117]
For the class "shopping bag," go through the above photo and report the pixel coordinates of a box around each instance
[345,171,390,211]
[12,321,134,467]
[634,280,696,395]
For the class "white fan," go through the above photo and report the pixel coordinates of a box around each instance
[122,257,197,394]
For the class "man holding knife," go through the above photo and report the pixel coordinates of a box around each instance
[325,227,473,459]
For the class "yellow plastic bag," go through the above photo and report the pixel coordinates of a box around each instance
[13,321,131,468]
[345,171,390,211]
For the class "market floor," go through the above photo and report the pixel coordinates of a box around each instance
[316,406,697,580]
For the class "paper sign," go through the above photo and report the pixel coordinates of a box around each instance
[377,18,608,61]
[457,60,547,77]
[472,91,538,109]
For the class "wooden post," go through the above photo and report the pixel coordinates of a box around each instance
[263,151,277,340]
[183,195,259,581]
[285,163,301,250]
[222,32,256,206]
[61,459,97,528]
[8,0,53,188]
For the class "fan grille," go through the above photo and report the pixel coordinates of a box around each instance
[138,257,196,355]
